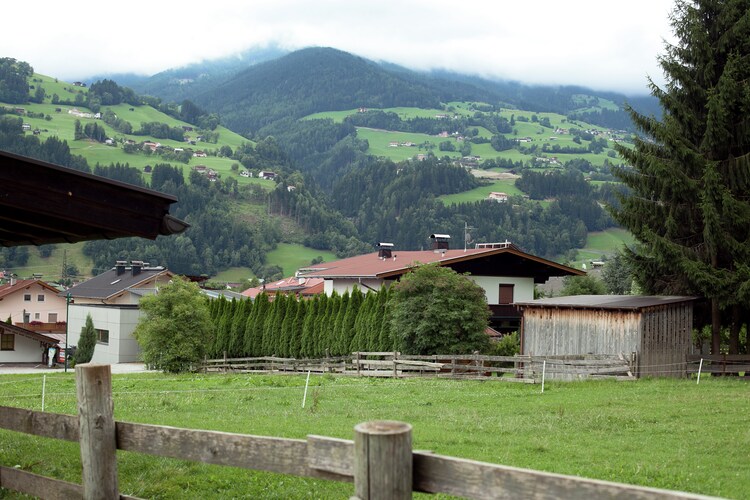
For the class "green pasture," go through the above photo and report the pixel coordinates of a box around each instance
[266,243,337,277]
[211,266,256,283]
[569,228,636,268]
[11,242,93,281]
[355,127,461,161]
[0,375,747,499]
[439,179,524,205]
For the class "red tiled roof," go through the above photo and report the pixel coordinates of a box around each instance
[0,279,60,299]
[297,246,582,280]
[241,277,325,299]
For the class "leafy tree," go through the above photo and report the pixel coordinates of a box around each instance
[560,274,606,296]
[74,314,97,364]
[388,264,490,354]
[134,278,212,373]
[611,0,750,354]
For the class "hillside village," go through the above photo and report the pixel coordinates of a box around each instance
[1,8,750,495]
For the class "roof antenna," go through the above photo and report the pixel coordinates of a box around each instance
[464,222,475,252]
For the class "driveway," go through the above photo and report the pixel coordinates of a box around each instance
[0,363,153,375]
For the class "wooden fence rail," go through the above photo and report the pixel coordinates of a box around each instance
[686,354,750,375]
[0,363,713,499]
[202,352,636,381]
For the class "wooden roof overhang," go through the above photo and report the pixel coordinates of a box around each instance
[0,150,189,247]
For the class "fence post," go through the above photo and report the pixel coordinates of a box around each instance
[76,363,118,500]
[354,421,412,500]
[393,351,398,378]
[356,351,361,376]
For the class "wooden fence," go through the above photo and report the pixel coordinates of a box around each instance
[202,352,636,381]
[686,354,750,376]
[0,363,712,499]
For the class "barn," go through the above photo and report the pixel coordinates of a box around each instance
[517,295,696,378]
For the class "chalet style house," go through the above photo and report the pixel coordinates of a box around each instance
[297,236,583,332]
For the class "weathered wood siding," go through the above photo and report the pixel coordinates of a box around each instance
[639,303,692,378]
[522,302,692,378]
[523,307,640,358]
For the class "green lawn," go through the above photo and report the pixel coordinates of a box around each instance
[266,243,338,277]
[0,375,747,499]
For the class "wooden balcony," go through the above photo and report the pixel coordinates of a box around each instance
[14,322,67,333]
[488,304,521,319]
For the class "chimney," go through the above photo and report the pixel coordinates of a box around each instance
[430,234,451,252]
[131,260,143,276]
[378,242,394,259]
[115,260,127,276]
[10,275,16,286]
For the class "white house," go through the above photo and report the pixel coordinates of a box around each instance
[62,261,173,364]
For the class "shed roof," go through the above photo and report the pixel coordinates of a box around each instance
[516,295,697,310]
[0,150,188,247]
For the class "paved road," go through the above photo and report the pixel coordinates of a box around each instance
[0,363,152,375]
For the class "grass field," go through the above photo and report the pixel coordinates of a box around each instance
[439,179,525,205]
[266,243,337,277]
[570,228,636,268]
[0,374,747,499]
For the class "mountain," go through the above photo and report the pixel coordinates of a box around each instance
[86,45,288,104]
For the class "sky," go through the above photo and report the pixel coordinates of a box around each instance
[2,0,676,95]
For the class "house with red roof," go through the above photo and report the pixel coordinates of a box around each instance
[297,235,583,332]
[0,278,67,327]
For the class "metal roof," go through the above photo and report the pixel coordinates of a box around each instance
[516,295,697,310]
[62,266,171,300]
[0,150,189,247]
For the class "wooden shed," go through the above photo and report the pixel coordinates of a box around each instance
[517,295,696,378]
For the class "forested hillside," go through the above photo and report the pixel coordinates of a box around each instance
[1,49,638,281]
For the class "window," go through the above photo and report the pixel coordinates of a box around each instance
[1,334,14,351]
[96,329,109,345]
[23,294,31,301]
[48,313,58,323]
[37,294,45,302]
[34,313,40,320]
[498,284,515,305]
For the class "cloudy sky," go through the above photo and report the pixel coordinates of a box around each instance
[2,0,676,95]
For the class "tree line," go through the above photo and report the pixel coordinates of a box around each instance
[208,287,393,359]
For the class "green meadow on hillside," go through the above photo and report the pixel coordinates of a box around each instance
[570,228,636,268]
[266,243,337,277]
[439,178,525,205]
[3,74,256,186]
[303,104,623,167]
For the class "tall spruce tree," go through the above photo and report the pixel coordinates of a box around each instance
[611,0,750,354]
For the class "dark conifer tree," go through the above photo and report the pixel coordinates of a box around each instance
[248,293,270,356]
[280,297,298,357]
[300,296,318,358]
[289,299,306,357]
[611,0,750,353]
